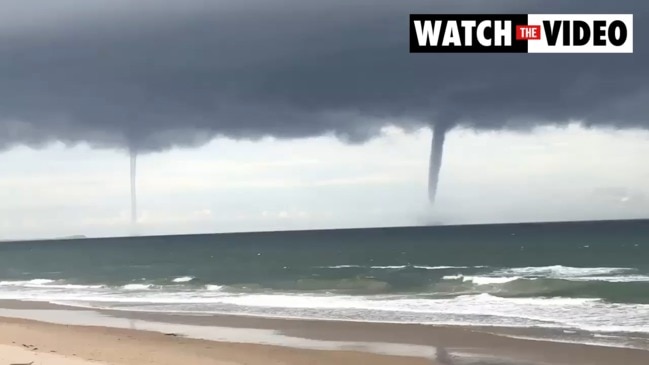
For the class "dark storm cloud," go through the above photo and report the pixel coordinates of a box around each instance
[0,0,647,152]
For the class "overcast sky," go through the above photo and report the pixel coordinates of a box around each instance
[1,123,647,240]
[0,0,647,240]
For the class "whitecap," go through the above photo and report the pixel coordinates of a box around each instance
[122,284,153,290]
[496,265,632,278]
[0,279,55,287]
[461,276,519,285]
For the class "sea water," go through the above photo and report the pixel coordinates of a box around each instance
[1,220,649,347]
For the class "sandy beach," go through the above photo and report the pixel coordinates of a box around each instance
[0,315,430,365]
[0,344,103,365]
[0,301,648,365]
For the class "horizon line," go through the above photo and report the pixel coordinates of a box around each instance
[1,217,648,244]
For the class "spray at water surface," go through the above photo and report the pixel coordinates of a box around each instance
[129,149,137,234]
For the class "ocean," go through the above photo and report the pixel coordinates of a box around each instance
[1,219,649,347]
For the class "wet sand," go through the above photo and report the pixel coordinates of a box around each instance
[1,300,649,364]
[0,316,432,365]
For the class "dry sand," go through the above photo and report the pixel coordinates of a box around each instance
[0,344,105,365]
[0,316,432,365]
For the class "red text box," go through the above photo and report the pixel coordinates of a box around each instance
[516,25,541,40]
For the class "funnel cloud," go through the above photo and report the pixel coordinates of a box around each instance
[428,124,448,204]
[129,149,137,232]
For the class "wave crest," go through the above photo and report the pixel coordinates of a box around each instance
[122,284,154,290]
[172,276,195,283]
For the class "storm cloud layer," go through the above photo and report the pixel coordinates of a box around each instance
[0,0,647,153]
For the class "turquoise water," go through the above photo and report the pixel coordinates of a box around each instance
[1,219,649,341]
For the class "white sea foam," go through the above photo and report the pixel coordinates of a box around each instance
[444,270,649,284]
[573,275,649,282]
[462,276,520,285]
[60,293,649,333]
[321,265,363,268]
[370,265,483,270]
[42,284,104,289]
[2,282,649,334]
[442,274,463,280]
[413,265,482,270]
[442,274,520,285]
[0,279,105,289]
[324,265,481,270]
[472,265,649,283]
[495,265,632,278]
[1,264,648,335]
[122,284,153,290]
[441,274,520,285]
[28,279,55,285]
[0,279,55,286]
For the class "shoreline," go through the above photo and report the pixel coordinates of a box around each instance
[3,299,649,350]
[1,300,649,364]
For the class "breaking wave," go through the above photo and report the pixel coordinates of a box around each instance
[2,265,649,336]
[172,276,195,283]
